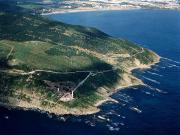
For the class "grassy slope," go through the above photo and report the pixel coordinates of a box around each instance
[0,3,159,112]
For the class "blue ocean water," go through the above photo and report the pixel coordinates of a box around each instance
[1,10,180,135]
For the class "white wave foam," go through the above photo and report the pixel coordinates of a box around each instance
[4,116,9,119]
[132,87,138,90]
[142,76,160,84]
[145,84,167,94]
[112,122,119,127]
[147,71,163,77]
[108,126,120,131]
[118,93,132,101]
[161,57,180,64]
[155,88,168,94]
[145,84,155,91]
[97,115,110,122]
[154,64,166,69]
[167,63,180,68]
[142,91,151,95]
[120,122,125,126]
[122,116,126,119]
[151,68,159,72]
[118,98,130,103]
[129,106,142,113]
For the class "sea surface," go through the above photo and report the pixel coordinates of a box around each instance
[1,9,180,135]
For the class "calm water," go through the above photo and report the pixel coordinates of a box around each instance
[1,10,180,135]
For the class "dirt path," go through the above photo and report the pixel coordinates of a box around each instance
[72,72,92,92]
[6,47,14,59]
[16,68,116,75]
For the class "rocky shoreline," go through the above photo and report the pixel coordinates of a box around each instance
[0,54,160,116]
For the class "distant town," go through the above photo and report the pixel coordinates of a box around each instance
[16,0,180,14]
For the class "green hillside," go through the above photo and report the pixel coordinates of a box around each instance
[0,3,159,114]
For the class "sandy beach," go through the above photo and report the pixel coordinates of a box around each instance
[41,7,140,15]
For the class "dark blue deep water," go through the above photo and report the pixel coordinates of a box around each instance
[1,10,180,135]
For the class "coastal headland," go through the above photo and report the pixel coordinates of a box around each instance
[0,2,160,115]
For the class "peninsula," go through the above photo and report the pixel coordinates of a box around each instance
[0,2,160,115]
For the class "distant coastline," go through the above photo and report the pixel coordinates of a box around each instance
[41,7,140,15]
[41,6,180,15]
[42,7,180,16]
